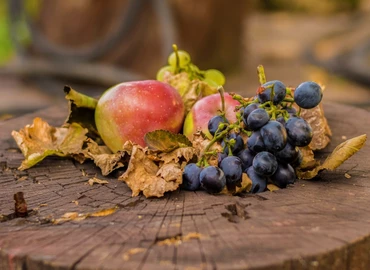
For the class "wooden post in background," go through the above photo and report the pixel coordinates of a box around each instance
[34,0,248,79]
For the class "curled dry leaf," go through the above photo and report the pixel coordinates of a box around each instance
[159,146,197,165]
[12,118,128,175]
[296,134,367,179]
[220,173,253,195]
[64,86,99,137]
[163,72,217,114]
[81,139,128,176]
[144,130,192,152]
[267,184,280,192]
[299,146,319,170]
[11,118,88,170]
[53,206,119,224]
[123,248,146,261]
[291,86,331,151]
[300,103,332,151]
[88,177,109,186]
[119,142,196,197]
[292,98,332,172]
[156,232,204,246]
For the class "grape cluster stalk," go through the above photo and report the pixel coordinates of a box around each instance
[182,65,323,194]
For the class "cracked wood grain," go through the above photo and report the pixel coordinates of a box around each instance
[1,103,370,270]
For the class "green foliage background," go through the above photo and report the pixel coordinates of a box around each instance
[0,0,14,64]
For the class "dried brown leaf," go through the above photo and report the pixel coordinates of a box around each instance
[52,206,118,224]
[18,176,28,181]
[299,146,319,170]
[64,86,99,137]
[144,130,192,152]
[88,206,118,217]
[82,139,128,175]
[156,232,204,246]
[88,177,109,186]
[156,163,181,181]
[163,72,218,114]
[11,118,88,170]
[221,173,252,195]
[123,248,146,261]
[53,212,84,224]
[296,134,367,179]
[159,147,197,165]
[267,184,280,192]
[321,134,367,170]
[300,103,332,151]
[119,143,196,198]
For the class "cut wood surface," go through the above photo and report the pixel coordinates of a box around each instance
[0,103,370,270]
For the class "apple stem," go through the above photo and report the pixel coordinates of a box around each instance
[257,65,267,85]
[218,86,226,117]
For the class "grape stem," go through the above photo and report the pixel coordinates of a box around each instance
[172,44,180,74]
[198,123,236,167]
[269,82,275,103]
[257,65,267,85]
[283,98,295,103]
[297,106,302,116]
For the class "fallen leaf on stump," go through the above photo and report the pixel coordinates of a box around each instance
[123,248,146,261]
[88,177,109,186]
[81,139,128,175]
[119,142,196,198]
[296,134,367,179]
[11,118,88,170]
[53,206,119,224]
[144,130,192,152]
[64,86,99,138]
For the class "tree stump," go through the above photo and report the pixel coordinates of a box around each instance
[0,102,370,270]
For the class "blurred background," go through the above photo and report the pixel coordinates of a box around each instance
[1,0,370,119]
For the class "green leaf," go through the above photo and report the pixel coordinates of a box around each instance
[144,130,192,152]
[64,86,99,138]
[296,134,367,179]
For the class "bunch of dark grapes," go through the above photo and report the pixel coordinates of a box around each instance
[182,67,323,195]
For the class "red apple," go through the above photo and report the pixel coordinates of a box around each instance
[95,80,185,152]
[183,93,240,140]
